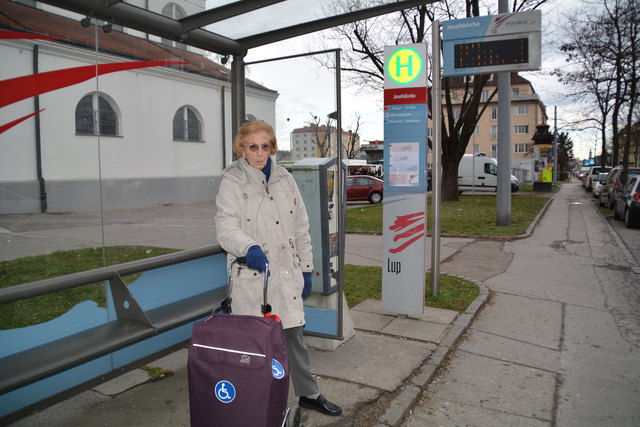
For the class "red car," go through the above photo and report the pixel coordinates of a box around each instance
[346,175,383,204]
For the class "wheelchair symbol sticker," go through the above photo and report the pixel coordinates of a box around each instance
[272,359,285,379]
[214,380,236,403]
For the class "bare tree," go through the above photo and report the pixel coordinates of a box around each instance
[313,0,548,201]
[555,8,616,166]
[556,0,640,171]
[343,114,362,159]
[307,113,332,157]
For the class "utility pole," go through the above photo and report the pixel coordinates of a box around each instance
[553,106,558,181]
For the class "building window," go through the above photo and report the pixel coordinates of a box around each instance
[161,3,187,49]
[480,90,489,102]
[452,108,461,121]
[491,144,497,158]
[490,125,498,140]
[514,105,529,115]
[514,125,529,134]
[173,106,202,141]
[474,126,480,136]
[514,144,530,153]
[491,107,498,121]
[75,93,119,136]
[512,87,520,96]
[473,144,480,153]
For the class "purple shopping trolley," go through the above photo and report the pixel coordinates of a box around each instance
[188,259,297,427]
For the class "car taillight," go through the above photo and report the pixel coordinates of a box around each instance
[613,180,620,193]
[633,192,640,202]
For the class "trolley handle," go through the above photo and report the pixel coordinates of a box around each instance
[231,257,274,318]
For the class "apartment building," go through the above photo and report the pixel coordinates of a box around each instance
[442,73,547,181]
[290,125,359,161]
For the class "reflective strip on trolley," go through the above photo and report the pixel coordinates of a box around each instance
[192,343,266,358]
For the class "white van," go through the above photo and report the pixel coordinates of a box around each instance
[458,153,519,193]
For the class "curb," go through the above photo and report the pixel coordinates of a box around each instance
[599,208,640,279]
[375,280,491,426]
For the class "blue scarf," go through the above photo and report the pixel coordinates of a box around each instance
[261,157,272,182]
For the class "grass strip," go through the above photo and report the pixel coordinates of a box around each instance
[343,264,479,312]
[347,194,548,236]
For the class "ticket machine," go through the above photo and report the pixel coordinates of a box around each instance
[290,158,353,347]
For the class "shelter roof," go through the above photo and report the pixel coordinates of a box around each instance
[26,0,436,56]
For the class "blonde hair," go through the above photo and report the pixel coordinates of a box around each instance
[232,121,277,157]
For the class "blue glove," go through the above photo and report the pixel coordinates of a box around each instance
[246,245,268,272]
[302,272,313,299]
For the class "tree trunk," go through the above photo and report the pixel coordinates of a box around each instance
[441,154,460,201]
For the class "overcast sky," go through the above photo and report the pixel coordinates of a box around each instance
[237,0,595,159]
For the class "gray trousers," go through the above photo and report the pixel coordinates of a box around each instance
[284,326,319,397]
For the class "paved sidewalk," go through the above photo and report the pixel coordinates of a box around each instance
[403,181,640,426]
[9,181,640,426]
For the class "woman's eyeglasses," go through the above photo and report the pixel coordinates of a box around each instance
[246,143,272,152]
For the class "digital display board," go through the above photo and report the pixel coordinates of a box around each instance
[454,37,528,69]
[442,11,541,77]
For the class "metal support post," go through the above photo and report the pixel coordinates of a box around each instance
[430,21,442,296]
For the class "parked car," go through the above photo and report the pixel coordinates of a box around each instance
[613,175,640,228]
[578,166,590,187]
[599,166,640,209]
[592,172,609,199]
[584,166,611,192]
[346,175,383,204]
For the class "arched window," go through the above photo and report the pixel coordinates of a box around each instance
[75,93,119,136]
[161,3,186,50]
[173,106,203,141]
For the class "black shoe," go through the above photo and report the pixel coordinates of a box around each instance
[299,394,342,416]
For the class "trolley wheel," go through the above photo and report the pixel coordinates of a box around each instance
[286,405,301,427]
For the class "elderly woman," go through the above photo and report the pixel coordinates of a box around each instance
[215,121,342,417]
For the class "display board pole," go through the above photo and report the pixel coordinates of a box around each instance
[496,0,511,226]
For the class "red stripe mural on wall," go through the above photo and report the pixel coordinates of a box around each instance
[1,30,188,134]
[0,109,45,134]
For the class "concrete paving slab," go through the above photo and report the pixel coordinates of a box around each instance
[147,348,189,372]
[308,331,433,392]
[352,309,395,332]
[557,304,640,426]
[0,233,95,261]
[459,330,561,374]
[16,366,191,427]
[352,298,459,325]
[488,244,606,309]
[404,394,550,427]
[286,377,380,426]
[470,293,563,351]
[10,391,112,427]
[440,240,512,283]
[381,317,448,343]
[92,369,151,396]
[424,351,556,422]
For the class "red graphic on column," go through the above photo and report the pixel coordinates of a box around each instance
[388,211,425,254]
